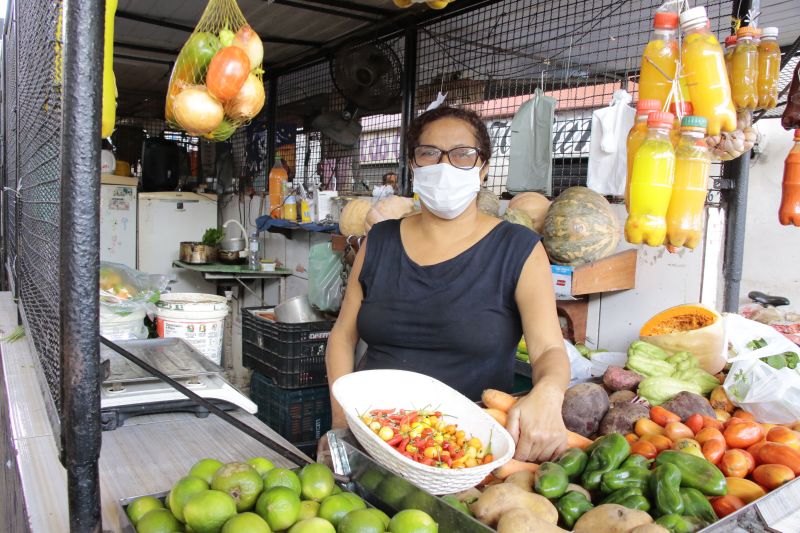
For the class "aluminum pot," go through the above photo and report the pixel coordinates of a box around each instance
[179,242,217,264]
[217,249,243,264]
[274,295,327,324]
[219,236,245,252]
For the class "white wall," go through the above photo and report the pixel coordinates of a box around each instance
[740,119,800,307]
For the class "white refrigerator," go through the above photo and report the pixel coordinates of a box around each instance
[100,174,138,269]
[137,191,218,294]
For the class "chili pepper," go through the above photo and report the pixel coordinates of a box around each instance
[370,409,395,415]
[650,463,685,516]
[680,487,717,524]
[386,434,403,447]
[555,491,594,529]
[398,437,409,451]
[655,450,727,496]
[421,458,436,467]
[401,451,413,459]
[557,448,589,481]
[600,466,651,494]
[654,514,708,533]
[533,462,570,499]
[621,454,652,470]
[581,433,632,491]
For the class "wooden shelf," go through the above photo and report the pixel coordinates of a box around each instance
[569,249,637,296]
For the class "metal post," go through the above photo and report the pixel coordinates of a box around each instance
[60,0,104,530]
[265,75,278,182]
[399,26,418,197]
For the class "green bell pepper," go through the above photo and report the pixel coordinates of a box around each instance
[555,491,593,529]
[600,466,651,493]
[655,451,727,496]
[534,462,569,499]
[650,463,684,516]
[557,448,589,481]
[621,454,652,470]
[655,514,708,533]
[680,487,717,524]
[601,488,651,512]
[581,433,631,491]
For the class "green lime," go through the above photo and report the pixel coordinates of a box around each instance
[388,509,438,533]
[263,467,302,497]
[255,486,301,531]
[136,508,181,533]
[183,490,237,533]
[375,477,414,509]
[338,508,386,533]
[247,457,276,477]
[211,462,264,512]
[288,517,336,533]
[189,458,224,485]
[298,500,321,520]
[299,463,335,502]
[318,494,357,528]
[169,476,209,522]
[331,485,343,495]
[126,495,165,526]
[220,512,271,533]
[365,508,390,529]
[357,469,384,492]
[339,492,366,511]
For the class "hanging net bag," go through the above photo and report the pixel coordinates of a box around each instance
[165,0,265,142]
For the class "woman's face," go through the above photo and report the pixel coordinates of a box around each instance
[415,117,488,180]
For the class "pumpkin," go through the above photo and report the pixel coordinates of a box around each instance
[509,192,551,233]
[640,304,726,374]
[477,187,500,217]
[365,195,417,233]
[339,198,372,237]
[503,208,534,230]
[542,187,620,266]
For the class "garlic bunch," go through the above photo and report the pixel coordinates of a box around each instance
[705,111,757,161]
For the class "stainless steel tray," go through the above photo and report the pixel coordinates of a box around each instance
[101,337,221,384]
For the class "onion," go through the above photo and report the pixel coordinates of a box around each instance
[172,85,224,135]
[225,74,265,121]
[233,25,264,70]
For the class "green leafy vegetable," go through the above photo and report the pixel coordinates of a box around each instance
[202,227,225,246]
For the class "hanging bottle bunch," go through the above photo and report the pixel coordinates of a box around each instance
[392,0,456,9]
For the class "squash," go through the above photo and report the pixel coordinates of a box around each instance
[640,304,726,375]
[364,195,416,234]
[477,187,500,217]
[339,198,372,237]
[503,208,534,230]
[509,192,551,233]
[542,187,620,266]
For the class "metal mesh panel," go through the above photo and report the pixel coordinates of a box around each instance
[13,0,63,409]
[4,13,18,291]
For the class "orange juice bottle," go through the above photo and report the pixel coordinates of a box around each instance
[680,7,736,136]
[724,35,737,89]
[779,130,800,227]
[757,27,781,110]
[268,155,288,218]
[625,99,662,210]
[668,101,694,146]
[638,12,679,104]
[625,111,676,247]
[731,26,759,111]
[666,116,711,249]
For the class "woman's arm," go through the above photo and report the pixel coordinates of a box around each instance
[506,242,571,462]
[326,240,368,429]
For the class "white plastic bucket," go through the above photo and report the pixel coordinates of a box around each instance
[99,307,148,341]
[155,293,229,364]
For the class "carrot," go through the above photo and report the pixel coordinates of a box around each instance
[485,408,508,427]
[493,458,539,480]
[482,389,517,412]
[567,430,593,450]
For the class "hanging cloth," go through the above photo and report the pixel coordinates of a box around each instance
[507,87,557,196]
[586,89,636,196]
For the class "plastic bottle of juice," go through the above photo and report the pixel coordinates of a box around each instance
[625,111,676,246]
[665,116,711,249]
[268,155,288,218]
[757,27,781,110]
[724,35,737,89]
[638,12,679,104]
[283,183,297,221]
[625,99,662,210]
[680,7,737,135]
[779,130,800,227]
[668,101,694,146]
[731,26,759,111]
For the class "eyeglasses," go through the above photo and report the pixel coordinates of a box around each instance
[412,145,483,170]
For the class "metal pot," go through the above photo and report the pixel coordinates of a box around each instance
[274,295,327,324]
[219,237,245,252]
[179,242,217,264]
[218,249,243,265]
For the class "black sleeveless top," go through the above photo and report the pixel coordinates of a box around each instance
[357,218,541,401]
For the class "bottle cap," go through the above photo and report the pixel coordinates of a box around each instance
[669,101,694,116]
[637,99,662,114]
[681,115,708,130]
[653,12,679,30]
[680,6,708,31]
[648,111,674,129]
[724,35,738,46]
[736,26,756,38]
[762,27,779,38]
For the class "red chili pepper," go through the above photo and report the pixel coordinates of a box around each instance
[421,458,436,467]
[388,414,403,422]
[398,437,409,451]
[434,411,442,417]
[444,455,453,467]
[370,409,395,416]
[401,451,413,459]
[452,450,465,460]
[442,442,450,451]
[413,453,423,463]
[386,434,403,447]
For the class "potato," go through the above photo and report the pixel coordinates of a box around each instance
[470,483,558,527]
[572,504,652,533]
[562,383,610,437]
[566,483,592,502]
[598,402,650,436]
[661,391,715,421]
[630,525,670,533]
[497,508,570,533]
[505,470,536,492]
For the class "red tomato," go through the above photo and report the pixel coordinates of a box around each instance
[711,495,745,518]
[720,449,754,478]
[696,427,726,446]
[206,46,250,101]
[686,414,704,435]
[650,406,681,427]
[724,420,764,449]
[747,440,768,465]
[702,415,724,431]
[766,426,800,450]
[630,440,658,460]
[752,464,795,490]
[702,439,726,465]
[732,409,756,422]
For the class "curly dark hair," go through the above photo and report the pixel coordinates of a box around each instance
[405,107,492,163]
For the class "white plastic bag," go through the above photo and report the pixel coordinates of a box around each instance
[723,313,800,423]
[565,340,593,386]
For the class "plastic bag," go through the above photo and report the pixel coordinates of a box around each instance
[308,243,344,313]
[165,0,264,141]
[723,313,800,423]
[100,261,170,317]
[565,340,593,386]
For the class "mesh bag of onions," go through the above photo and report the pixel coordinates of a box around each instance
[165,0,265,142]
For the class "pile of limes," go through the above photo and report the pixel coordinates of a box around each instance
[126,457,438,533]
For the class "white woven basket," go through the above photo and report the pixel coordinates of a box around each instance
[332,370,515,495]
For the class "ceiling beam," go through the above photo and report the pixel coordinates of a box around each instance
[298,0,395,17]
[271,0,380,22]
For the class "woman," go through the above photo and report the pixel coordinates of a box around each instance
[325,107,570,462]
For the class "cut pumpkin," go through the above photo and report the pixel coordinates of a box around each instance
[640,304,726,375]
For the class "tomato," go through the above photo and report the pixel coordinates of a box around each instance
[724,420,764,449]
[206,46,250,102]
[665,422,694,441]
[175,32,222,83]
[720,449,753,478]
[686,413,704,435]
[635,418,666,437]
[716,409,732,424]
[732,409,756,422]
[696,427,726,446]
[747,440,768,464]
[702,415,724,431]
[725,477,767,503]
[640,433,673,452]
[752,464,795,490]
[711,495,745,518]
[624,433,639,444]
[766,426,800,450]
[650,406,681,427]
[630,440,658,460]
[757,442,800,475]
[702,439,726,465]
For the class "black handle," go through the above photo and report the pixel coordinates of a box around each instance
[748,291,790,307]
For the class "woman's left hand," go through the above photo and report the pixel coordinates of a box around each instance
[506,383,568,463]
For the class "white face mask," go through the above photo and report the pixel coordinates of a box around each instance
[412,163,481,220]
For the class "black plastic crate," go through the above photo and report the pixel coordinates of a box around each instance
[250,372,331,443]
[242,307,333,388]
